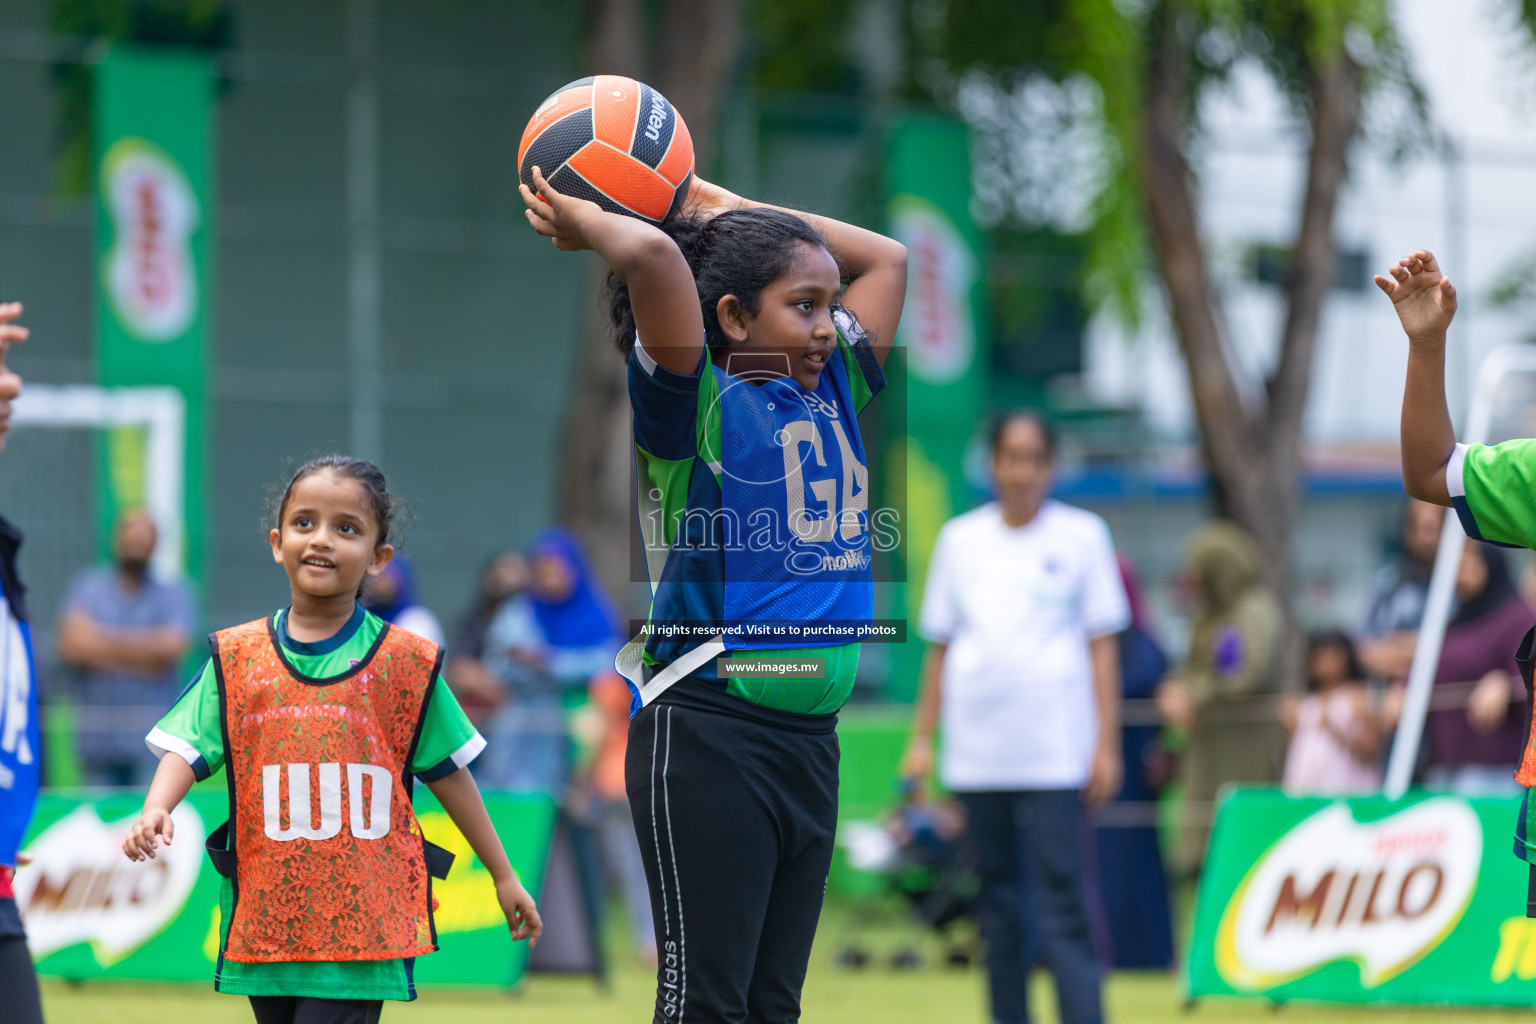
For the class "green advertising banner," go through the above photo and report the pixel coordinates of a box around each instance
[11,788,555,987]
[93,46,213,583]
[883,115,989,700]
[1187,786,1536,1006]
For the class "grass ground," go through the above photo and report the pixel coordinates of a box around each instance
[36,898,1536,1024]
[41,967,1536,1023]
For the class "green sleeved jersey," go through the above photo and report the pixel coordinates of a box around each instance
[1448,441,1536,869]
[144,605,484,1001]
[1450,440,1536,549]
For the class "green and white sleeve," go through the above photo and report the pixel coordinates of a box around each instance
[1449,439,1536,549]
[145,659,225,780]
[411,676,486,781]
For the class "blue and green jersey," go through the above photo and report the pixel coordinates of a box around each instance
[625,320,885,716]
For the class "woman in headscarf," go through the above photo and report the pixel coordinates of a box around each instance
[1156,521,1285,877]
[475,530,621,797]
[526,528,621,688]
[1418,541,1530,794]
[362,554,445,646]
[1091,554,1174,969]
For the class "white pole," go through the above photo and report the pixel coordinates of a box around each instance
[1383,345,1536,798]
[141,388,186,579]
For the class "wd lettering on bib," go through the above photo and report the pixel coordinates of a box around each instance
[261,762,393,841]
[210,617,443,963]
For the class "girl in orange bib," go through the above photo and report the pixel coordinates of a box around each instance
[123,456,540,1024]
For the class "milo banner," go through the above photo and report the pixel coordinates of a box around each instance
[1188,786,1536,1006]
[11,788,555,987]
[93,46,214,582]
[883,115,988,700]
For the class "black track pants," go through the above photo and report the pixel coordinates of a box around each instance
[627,688,839,1024]
[0,935,44,1024]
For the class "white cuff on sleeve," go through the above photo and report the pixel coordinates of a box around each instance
[145,726,202,771]
[1446,443,1468,499]
[448,732,487,771]
[633,333,659,376]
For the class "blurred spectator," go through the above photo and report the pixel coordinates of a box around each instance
[56,510,193,787]
[1418,542,1529,794]
[476,529,620,797]
[363,555,444,646]
[585,670,655,964]
[1358,498,1443,680]
[446,551,531,730]
[1091,554,1174,970]
[901,413,1129,1024]
[527,528,621,687]
[1157,521,1284,877]
[1281,631,1383,794]
[475,569,560,795]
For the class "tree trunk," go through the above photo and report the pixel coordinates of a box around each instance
[1137,0,1361,682]
[556,0,745,615]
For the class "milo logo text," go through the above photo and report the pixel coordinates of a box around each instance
[1216,798,1481,989]
[15,804,206,961]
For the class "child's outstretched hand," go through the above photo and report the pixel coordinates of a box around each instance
[1374,249,1457,344]
[123,808,175,861]
[520,166,601,252]
[496,874,543,947]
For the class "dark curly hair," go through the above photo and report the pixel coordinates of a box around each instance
[606,207,835,359]
[270,455,401,548]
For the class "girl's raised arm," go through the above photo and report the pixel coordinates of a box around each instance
[521,167,704,376]
[1376,249,1458,507]
[689,179,908,367]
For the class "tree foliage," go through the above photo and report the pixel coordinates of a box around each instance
[50,0,232,198]
[910,0,1424,328]
[907,0,1431,620]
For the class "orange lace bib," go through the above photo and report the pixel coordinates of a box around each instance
[211,617,442,963]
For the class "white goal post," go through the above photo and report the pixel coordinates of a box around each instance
[9,384,186,579]
[1385,345,1536,798]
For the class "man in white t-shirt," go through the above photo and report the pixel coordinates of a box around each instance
[903,412,1129,1024]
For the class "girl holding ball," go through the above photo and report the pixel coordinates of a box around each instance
[522,165,905,1022]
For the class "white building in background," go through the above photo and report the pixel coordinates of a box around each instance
[1075,0,1536,646]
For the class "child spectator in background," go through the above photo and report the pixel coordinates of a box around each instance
[1282,631,1383,794]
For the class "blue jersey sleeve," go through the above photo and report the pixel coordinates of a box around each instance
[629,339,702,461]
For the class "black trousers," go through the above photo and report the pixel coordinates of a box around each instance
[0,934,44,1024]
[958,789,1103,1024]
[249,996,383,1024]
[627,686,839,1024]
